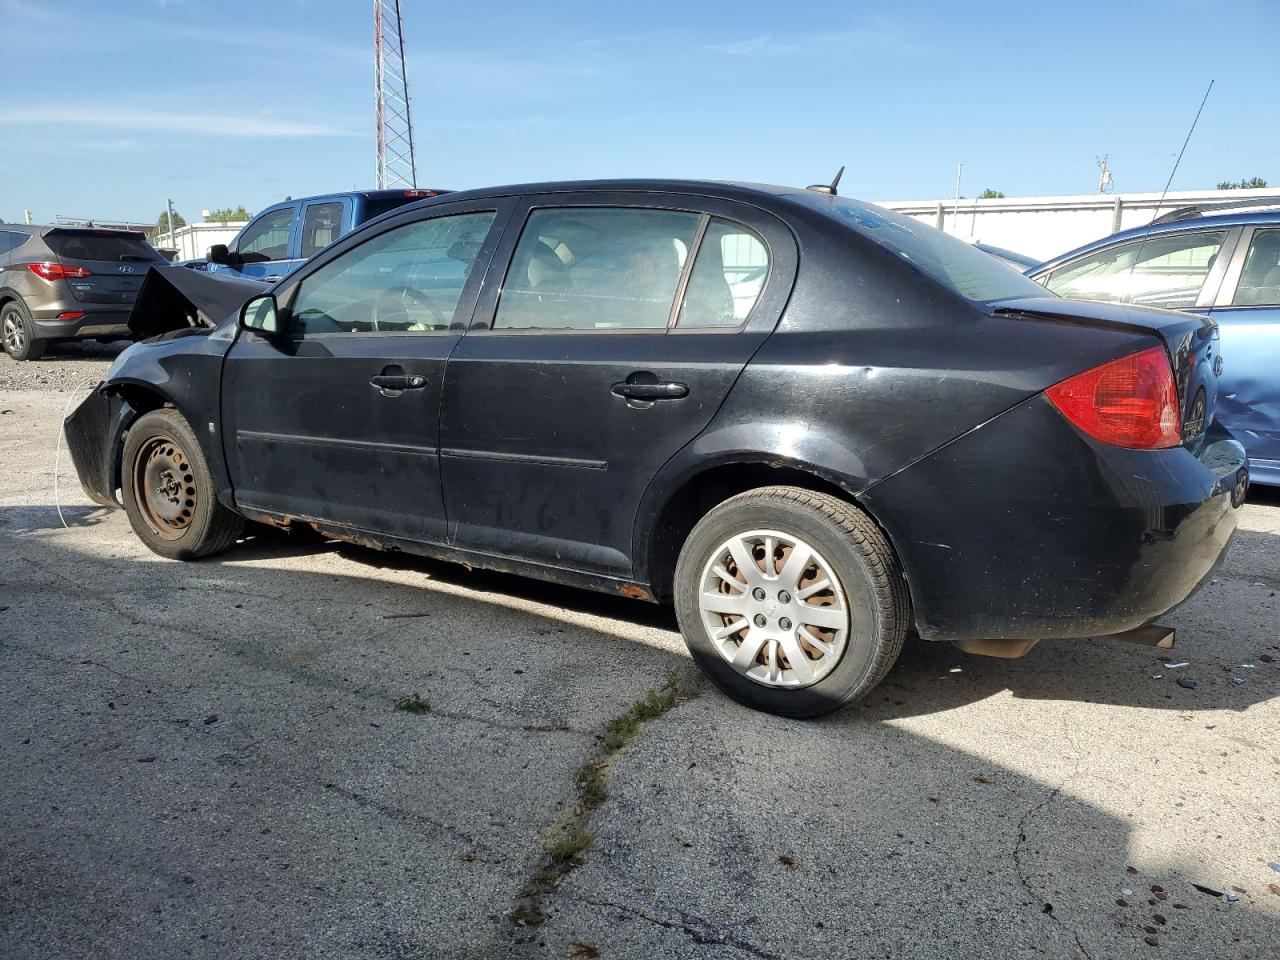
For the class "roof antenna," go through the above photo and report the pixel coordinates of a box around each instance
[1126,80,1213,290]
[807,166,845,196]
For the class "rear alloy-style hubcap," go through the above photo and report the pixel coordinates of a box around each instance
[698,529,849,688]
[2,311,25,354]
[135,437,197,539]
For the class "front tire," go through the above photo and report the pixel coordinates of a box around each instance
[674,486,909,718]
[121,408,244,560]
[2,300,46,361]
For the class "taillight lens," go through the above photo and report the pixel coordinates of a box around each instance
[1045,345,1181,449]
[27,262,93,281]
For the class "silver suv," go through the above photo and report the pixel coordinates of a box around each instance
[0,225,166,361]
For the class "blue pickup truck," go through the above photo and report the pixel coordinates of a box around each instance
[206,188,446,281]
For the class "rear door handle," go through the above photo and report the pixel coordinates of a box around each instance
[369,374,427,391]
[611,381,689,401]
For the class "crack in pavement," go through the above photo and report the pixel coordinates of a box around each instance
[1010,722,1093,960]
[570,893,785,960]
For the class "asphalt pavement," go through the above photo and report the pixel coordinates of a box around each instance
[2,384,1277,960]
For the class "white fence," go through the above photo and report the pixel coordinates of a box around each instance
[152,221,248,261]
[877,187,1280,262]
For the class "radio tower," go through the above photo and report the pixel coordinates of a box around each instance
[374,0,417,188]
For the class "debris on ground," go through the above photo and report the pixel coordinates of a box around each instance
[1224,889,1240,902]
[1163,661,1189,669]
[1231,677,1245,685]
[1268,862,1280,874]
[1192,883,1223,897]
[1176,677,1198,689]
[1239,662,1257,669]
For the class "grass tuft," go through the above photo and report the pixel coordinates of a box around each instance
[510,669,691,928]
[393,693,430,715]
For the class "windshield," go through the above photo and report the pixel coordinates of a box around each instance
[797,194,1049,304]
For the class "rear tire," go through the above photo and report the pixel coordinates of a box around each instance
[2,300,46,361]
[121,408,244,560]
[674,486,909,718]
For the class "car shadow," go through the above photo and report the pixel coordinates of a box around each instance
[222,516,1278,718]
[2,506,1277,960]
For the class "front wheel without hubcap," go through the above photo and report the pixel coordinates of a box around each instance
[674,486,910,717]
[121,408,244,561]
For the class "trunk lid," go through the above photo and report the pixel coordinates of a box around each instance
[991,296,1221,446]
[45,229,166,305]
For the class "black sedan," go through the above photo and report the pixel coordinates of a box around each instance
[65,180,1249,717]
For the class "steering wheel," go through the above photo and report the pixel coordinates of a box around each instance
[372,284,447,329]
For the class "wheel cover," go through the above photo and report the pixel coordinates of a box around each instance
[698,528,850,689]
[2,310,25,354]
[134,436,198,540]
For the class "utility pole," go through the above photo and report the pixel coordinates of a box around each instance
[1096,154,1112,194]
[950,162,963,235]
[166,198,177,252]
[23,209,32,225]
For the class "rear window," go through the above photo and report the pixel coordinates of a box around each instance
[361,197,420,223]
[798,195,1048,304]
[46,232,162,264]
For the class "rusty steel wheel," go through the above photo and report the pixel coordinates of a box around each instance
[698,529,850,688]
[133,436,199,540]
[121,408,244,561]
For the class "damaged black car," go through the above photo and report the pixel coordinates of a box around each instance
[65,180,1249,716]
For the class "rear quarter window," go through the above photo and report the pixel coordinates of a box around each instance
[800,195,1047,304]
[46,233,161,263]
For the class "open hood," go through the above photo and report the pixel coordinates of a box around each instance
[127,266,269,340]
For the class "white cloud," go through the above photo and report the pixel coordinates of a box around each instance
[707,27,921,58]
[0,107,354,138]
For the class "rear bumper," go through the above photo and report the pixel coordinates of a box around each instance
[863,394,1248,642]
[64,387,130,507]
[31,303,133,340]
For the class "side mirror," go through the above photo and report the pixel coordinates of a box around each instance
[208,243,233,266]
[240,294,281,335]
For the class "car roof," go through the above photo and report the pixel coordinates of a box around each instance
[4,225,147,237]
[388,179,835,221]
[253,188,452,212]
[1032,207,1280,274]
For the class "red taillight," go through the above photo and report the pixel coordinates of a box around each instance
[403,189,438,198]
[1045,345,1182,449]
[27,262,92,282]
[56,311,86,320]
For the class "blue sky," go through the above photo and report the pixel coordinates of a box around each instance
[2,0,1278,225]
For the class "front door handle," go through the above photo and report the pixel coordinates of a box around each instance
[370,374,427,391]
[611,381,688,401]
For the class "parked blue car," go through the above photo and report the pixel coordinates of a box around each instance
[1029,200,1280,485]
[206,188,446,282]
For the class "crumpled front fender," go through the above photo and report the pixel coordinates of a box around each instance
[63,388,135,507]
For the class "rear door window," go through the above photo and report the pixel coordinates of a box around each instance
[236,208,295,262]
[1230,228,1280,306]
[299,202,346,258]
[493,207,701,331]
[45,232,160,263]
[1045,231,1227,309]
